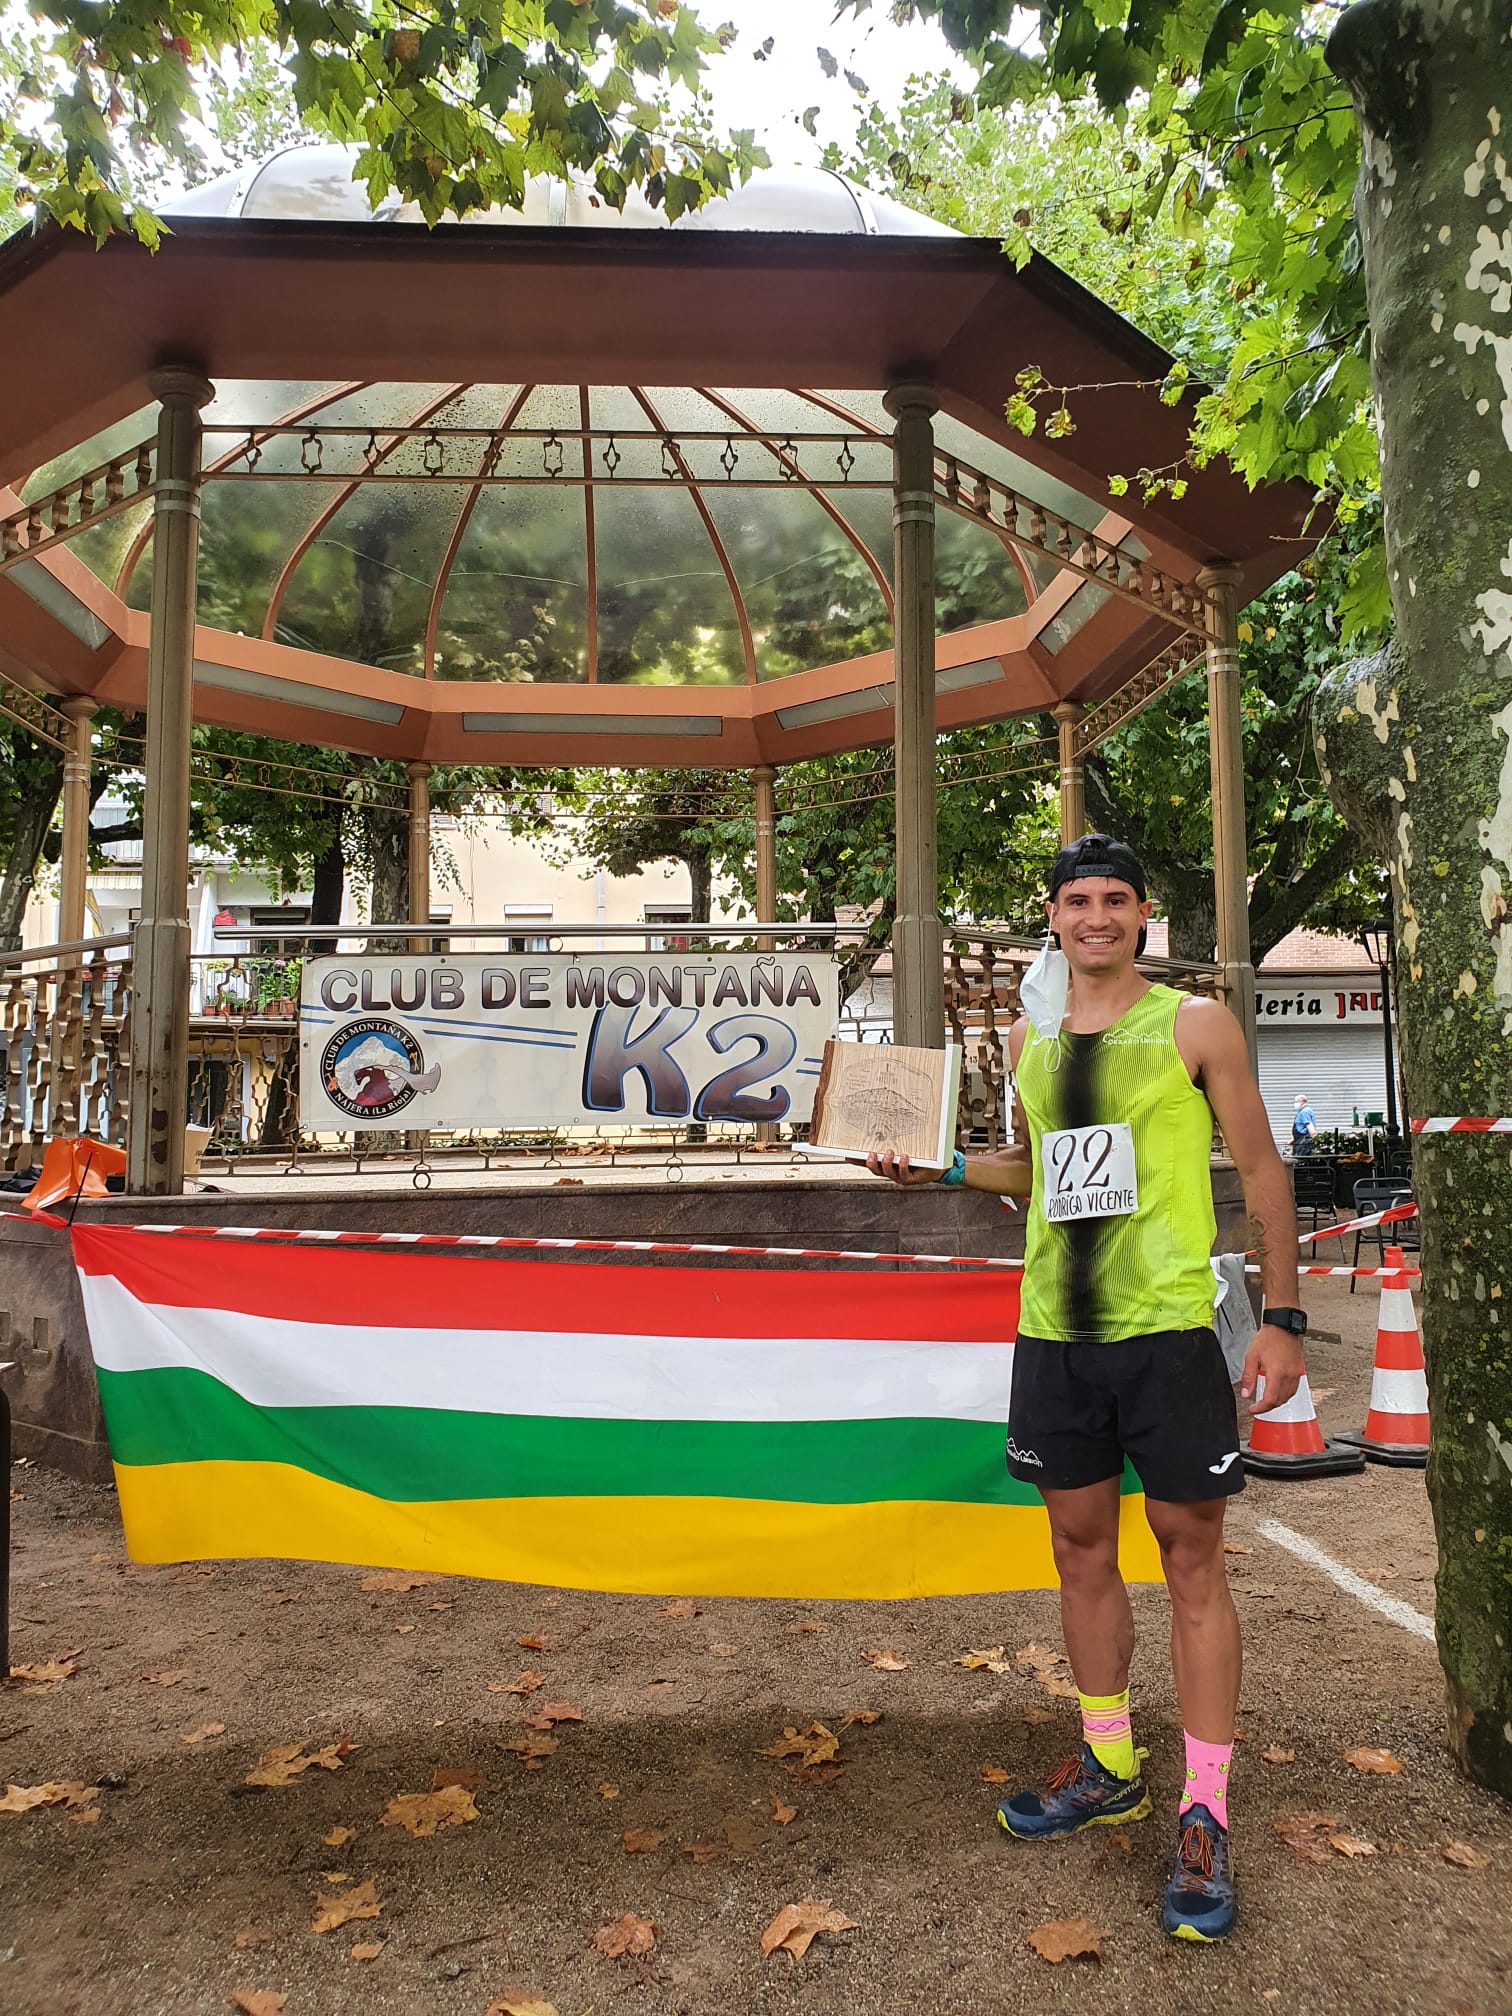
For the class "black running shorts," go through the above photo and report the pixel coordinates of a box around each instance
[1006,1327,1244,1503]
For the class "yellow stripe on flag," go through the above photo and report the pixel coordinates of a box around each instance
[114,1460,1163,1598]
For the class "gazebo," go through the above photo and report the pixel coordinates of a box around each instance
[0,148,1313,1193]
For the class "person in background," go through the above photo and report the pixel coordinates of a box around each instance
[1291,1094,1318,1158]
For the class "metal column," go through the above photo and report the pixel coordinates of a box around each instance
[1052,701,1086,847]
[407,760,432,955]
[885,384,943,1050]
[1199,562,1258,1071]
[58,697,97,952]
[126,367,213,1196]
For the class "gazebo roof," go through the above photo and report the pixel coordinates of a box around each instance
[0,153,1314,769]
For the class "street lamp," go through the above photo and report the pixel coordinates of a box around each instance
[1358,917,1400,1141]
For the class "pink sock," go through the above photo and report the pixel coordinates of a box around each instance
[1179,1733,1233,1825]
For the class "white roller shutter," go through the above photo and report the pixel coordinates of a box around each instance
[1257,1025,1389,1148]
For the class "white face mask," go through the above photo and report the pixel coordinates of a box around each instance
[1020,931,1070,1042]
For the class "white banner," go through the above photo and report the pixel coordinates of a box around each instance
[299,953,840,1133]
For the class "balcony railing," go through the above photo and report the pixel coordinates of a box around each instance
[0,925,1220,1176]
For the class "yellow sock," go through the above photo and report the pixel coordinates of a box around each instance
[1078,1687,1136,1780]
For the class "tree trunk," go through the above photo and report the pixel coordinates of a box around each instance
[1325,0,1512,1798]
[310,826,344,957]
[366,804,409,951]
[686,848,712,923]
[0,748,64,950]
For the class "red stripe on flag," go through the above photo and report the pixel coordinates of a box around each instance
[69,1223,1019,1343]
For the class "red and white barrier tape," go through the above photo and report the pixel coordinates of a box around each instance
[1247,1262,1420,1280]
[1296,1201,1417,1247]
[1411,1117,1512,1134]
[45,1218,1028,1272]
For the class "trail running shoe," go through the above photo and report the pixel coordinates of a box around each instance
[1162,1804,1236,1943]
[996,1744,1152,1840]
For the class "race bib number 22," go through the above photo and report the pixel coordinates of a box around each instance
[1041,1122,1139,1222]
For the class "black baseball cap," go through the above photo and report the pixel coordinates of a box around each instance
[1047,833,1147,903]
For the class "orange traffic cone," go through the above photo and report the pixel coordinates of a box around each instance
[1242,1360,1365,1478]
[1336,1247,1429,1467]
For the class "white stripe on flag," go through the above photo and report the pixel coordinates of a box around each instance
[78,1271,1017,1425]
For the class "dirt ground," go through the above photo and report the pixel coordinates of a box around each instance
[1,1276,1508,2016]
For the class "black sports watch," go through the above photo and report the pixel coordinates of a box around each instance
[1261,1306,1308,1336]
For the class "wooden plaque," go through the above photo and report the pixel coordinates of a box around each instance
[798,1039,963,1170]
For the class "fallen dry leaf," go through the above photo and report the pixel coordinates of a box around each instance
[680,1839,721,1864]
[484,1997,558,2016]
[310,1875,381,1936]
[1443,1840,1491,1870]
[244,1740,356,1788]
[1021,1706,1055,1726]
[660,1599,700,1619]
[499,1730,558,1767]
[1223,1542,1252,1555]
[1261,1746,1296,1765]
[379,1784,479,1837]
[323,1826,357,1847]
[787,1619,828,1635]
[67,1806,101,1826]
[0,1780,99,1814]
[431,1766,487,1792]
[757,1723,840,1769]
[232,1929,272,1951]
[229,1994,286,2016]
[393,1624,416,1636]
[516,1634,558,1652]
[1106,1831,1133,1853]
[708,1643,738,1657]
[957,1646,1011,1674]
[1344,1746,1404,1775]
[622,1825,666,1854]
[489,1671,545,1696]
[1028,1918,1103,1964]
[980,1766,1010,1784]
[181,1721,227,1745]
[349,1941,384,1961]
[1016,1643,1078,1699]
[8,1655,79,1685]
[141,1669,188,1687]
[1274,1812,1342,1866]
[862,1647,909,1672]
[597,1783,620,1800]
[771,1796,797,1826]
[760,1897,859,1963]
[319,1872,351,1885]
[525,1700,582,1728]
[264,1592,295,1607]
[592,1913,658,1960]
[838,1709,882,1729]
[358,1571,428,1592]
[1328,1833,1378,1858]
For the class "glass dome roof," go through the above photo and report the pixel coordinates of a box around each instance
[41,375,1110,690]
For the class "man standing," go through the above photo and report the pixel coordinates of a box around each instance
[1291,1093,1319,1158]
[869,834,1304,1944]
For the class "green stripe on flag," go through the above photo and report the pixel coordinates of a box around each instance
[96,1365,1074,1508]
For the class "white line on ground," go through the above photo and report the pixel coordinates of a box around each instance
[1256,1517,1436,1643]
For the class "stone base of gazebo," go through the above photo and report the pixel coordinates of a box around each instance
[0,1165,1249,1482]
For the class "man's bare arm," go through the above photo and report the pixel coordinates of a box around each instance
[1181,996,1303,1413]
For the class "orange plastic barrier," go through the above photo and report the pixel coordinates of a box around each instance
[22,1137,126,1212]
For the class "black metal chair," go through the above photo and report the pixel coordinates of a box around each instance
[1292,1157,1337,1236]
[1350,1179,1415,1292]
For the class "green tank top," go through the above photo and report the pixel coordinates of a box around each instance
[1016,983,1217,1343]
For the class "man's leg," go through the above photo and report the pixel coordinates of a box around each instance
[996,1477,1152,1838]
[1143,1497,1240,1743]
[1144,1495,1241,1941]
[1042,1478,1132,1695]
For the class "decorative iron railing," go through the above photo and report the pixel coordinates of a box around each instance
[0,926,1220,1177]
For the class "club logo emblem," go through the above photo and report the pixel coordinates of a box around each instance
[320,1017,441,1121]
